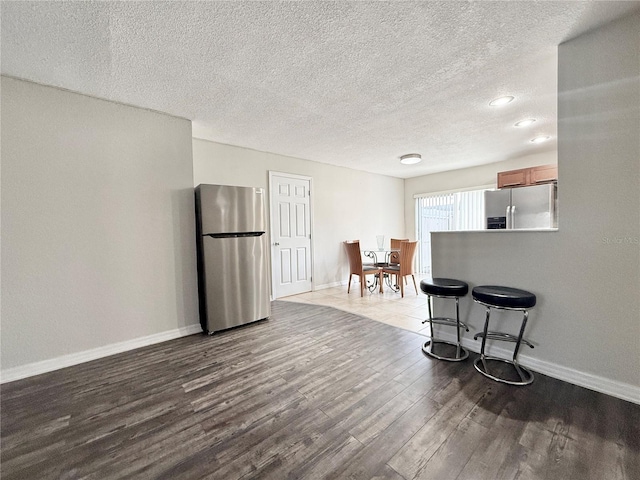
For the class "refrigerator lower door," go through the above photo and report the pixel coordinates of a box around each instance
[199,234,270,334]
[511,184,556,229]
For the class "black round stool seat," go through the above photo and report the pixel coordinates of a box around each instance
[472,285,536,309]
[420,278,469,298]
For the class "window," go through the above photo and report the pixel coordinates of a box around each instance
[415,188,487,274]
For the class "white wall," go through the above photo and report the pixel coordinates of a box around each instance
[193,139,405,289]
[404,151,557,239]
[430,13,640,403]
[1,77,199,377]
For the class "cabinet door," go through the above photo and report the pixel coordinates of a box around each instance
[530,164,558,184]
[498,169,529,188]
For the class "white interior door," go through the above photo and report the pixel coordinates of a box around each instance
[269,172,312,298]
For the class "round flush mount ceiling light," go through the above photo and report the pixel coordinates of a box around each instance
[489,95,515,106]
[400,153,422,165]
[515,118,536,127]
[530,135,550,143]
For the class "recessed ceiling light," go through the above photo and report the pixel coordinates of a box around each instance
[489,95,515,106]
[531,135,550,143]
[400,153,422,165]
[515,118,536,127]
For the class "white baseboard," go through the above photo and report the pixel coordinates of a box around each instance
[0,323,203,384]
[5,315,638,406]
[433,330,640,405]
[313,280,345,290]
[287,289,640,404]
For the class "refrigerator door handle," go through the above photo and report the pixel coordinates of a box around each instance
[204,231,265,238]
[506,206,512,229]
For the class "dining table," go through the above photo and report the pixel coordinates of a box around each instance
[362,247,400,293]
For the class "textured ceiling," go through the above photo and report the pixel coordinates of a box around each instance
[2,1,639,179]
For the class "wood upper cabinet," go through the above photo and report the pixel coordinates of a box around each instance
[497,169,529,188]
[497,164,557,188]
[530,164,558,184]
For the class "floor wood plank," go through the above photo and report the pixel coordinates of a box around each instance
[2,300,639,479]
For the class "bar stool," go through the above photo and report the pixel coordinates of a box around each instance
[420,278,469,361]
[472,285,536,385]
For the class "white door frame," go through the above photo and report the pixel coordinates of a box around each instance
[268,171,314,299]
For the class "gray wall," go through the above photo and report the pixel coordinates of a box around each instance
[1,77,199,375]
[193,139,405,289]
[431,13,640,402]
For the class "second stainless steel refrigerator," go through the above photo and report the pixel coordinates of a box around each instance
[485,183,557,229]
[195,184,270,334]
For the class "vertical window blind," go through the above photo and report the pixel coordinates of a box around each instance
[415,189,486,274]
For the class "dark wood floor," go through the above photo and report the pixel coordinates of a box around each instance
[2,301,639,479]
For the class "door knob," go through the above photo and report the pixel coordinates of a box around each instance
[273,242,280,246]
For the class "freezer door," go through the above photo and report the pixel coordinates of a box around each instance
[484,189,511,228]
[196,184,265,234]
[511,184,556,229]
[199,234,270,333]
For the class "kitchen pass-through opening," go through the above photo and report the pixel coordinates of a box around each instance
[415,188,488,275]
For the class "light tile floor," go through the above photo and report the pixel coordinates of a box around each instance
[280,274,433,337]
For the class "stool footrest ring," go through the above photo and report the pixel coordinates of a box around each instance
[474,356,534,386]
[422,340,469,362]
[421,316,469,331]
[473,331,534,348]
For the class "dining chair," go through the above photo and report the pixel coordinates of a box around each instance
[388,238,409,284]
[383,240,418,297]
[389,238,409,266]
[344,240,382,296]
[346,239,377,267]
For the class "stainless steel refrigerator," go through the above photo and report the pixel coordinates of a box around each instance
[195,184,270,334]
[485,183,557,229]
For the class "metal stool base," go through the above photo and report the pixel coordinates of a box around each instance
[474,356,534,386]
[422,340,469,362]
[472,298,535,387]
[422,292,469,363]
